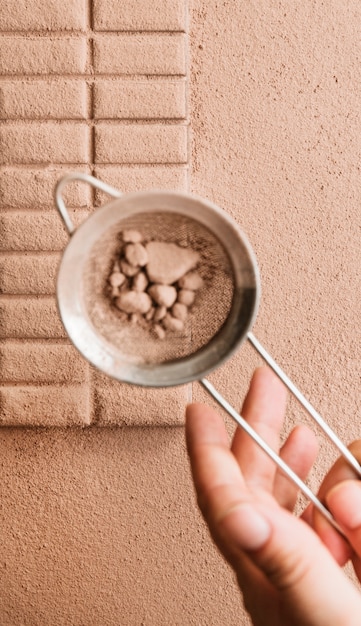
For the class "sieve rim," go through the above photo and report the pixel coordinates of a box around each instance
[56,189,261,386]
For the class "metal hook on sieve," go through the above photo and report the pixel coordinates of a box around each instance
[54,173,361,539]
[54,172,122,235]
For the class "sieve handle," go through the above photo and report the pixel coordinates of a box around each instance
[199,378,346,537]
[54,172,122,236]
[247,332,361,478]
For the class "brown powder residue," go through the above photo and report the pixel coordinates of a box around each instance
[82,211,235,365]
[106,229,205,339]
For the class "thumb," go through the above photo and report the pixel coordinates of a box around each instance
[327,480,361,581]
[326,480,361,537]
[220,501,361,625]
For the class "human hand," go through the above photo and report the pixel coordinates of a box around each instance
[306,440,361,582]
[186,367,361,626]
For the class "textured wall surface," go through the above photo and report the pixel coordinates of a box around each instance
[1,0,361,624]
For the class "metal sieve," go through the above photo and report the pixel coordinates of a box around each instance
[55,173,361,535]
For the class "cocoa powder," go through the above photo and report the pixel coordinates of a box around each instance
[83,211,235,365]
[107,230,203,338]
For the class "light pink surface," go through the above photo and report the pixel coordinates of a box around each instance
[1,0,361,623]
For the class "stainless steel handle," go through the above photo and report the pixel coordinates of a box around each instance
[54,172,122,236]
[247,332,361,477]
[200,377,345,536]
[200,334,361,537]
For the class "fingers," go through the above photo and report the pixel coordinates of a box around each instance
[326,480,361,580]
[243,503,361,625]
[231,367,287,491]
[327,480,361,530]
[185,401,272,561]
[185,402,242,518]
[231,367,317,510]
[186,400,361,624]
[312,440,361,566]
[274,425,318,510]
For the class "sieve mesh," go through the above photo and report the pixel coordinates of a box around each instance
[82,211,236,365]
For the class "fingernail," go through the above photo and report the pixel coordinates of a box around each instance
[219,504,271,551]
[327,481,361,530]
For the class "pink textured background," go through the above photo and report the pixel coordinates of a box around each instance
[1,0,361,623]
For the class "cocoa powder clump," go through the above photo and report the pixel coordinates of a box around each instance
[107,229,204,338]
